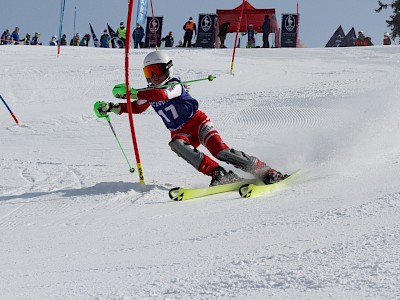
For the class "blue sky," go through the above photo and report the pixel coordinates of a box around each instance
[1,0,393,47]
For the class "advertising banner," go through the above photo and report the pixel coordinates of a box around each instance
[281,14,299,48]
[196,14,216,48]
[144,16,163,48]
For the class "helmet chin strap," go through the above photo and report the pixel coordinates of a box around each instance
[146,73,172,87]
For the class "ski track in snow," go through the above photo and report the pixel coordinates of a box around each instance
[1,46,400,299]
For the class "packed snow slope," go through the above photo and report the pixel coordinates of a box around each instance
[1,45,400,300]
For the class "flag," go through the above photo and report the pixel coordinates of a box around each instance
[136,0,148,28]
[89,23,99,47]
[325,25,345,47]
[339,27,356,47]
[107,23,124,48]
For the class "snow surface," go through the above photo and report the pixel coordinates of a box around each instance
[1,45,400,300]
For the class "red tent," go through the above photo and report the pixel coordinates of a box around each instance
[216,1,275,33]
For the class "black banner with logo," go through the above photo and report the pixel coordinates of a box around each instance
[325,25,345,47]
[144,16,163,48]
[339,27,356,47]
[196,14,216,48]
[280,14,299,48]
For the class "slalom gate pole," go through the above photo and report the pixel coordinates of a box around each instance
[0,95,20,126]
[137,75,216,91]
[230,0,245,75]
[73,7,76,37]
[105,115,135,174]
[125,0,146,191]
[57,0,66,56]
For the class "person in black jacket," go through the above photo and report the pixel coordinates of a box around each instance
[218,22,230,48]
[162,32,174,47]
[261,15,271,48]
[60,34,67,46]
[132,23,144,48]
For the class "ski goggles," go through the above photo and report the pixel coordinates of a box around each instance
[143,63,167,79]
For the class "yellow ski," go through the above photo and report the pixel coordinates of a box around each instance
[169,179,262,201]
[239,170,301,198]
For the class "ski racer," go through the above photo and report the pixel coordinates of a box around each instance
[94,51,286,186]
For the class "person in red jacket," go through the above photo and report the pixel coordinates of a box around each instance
[182,17,196,47]
[383,32,391,45]
[94,51,287,186]
[355,31,369,46]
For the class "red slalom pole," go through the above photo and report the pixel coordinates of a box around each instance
[0,95,20,126]
[230,0,245,75]
[125,0,146,190]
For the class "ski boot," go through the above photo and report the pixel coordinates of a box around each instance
[210,166,242,187]
[262,168,288,185]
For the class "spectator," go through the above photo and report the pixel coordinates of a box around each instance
[1,29,11,45]
[49,35,57,46]
[162,31,174,47]
[70,33,80,46]
[100,30,110,48]
[22,33,31,45]
[117,21,126,45]
[182,16,196,47]
[132,23,144,48]
[79,34,91,46]
[242,24,257,48]
[11,27,20,45]
[383,32,391,45]
[218,22,230,48]
[355,31,369,46]
[60,34,67,46]
[31,32,41,45]
[261,15,271,48]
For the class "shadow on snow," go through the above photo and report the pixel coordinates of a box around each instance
[0,182,169,202]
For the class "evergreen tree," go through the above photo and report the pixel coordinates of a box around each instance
[375,0,400,39]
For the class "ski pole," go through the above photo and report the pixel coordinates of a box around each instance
[104,115,135,174]
[0,95,20,126]
[113,75,216,98]
[94,101,135,174]
[138,75,216,91]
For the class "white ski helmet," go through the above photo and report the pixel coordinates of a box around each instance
[143,51,173,85]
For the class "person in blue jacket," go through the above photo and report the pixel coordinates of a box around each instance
[100,30,110,48]
[11,27,20,44]
[132,23,145,48]
[242,24,257,48]
[79,34,91,46]
[49,35,57,46]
